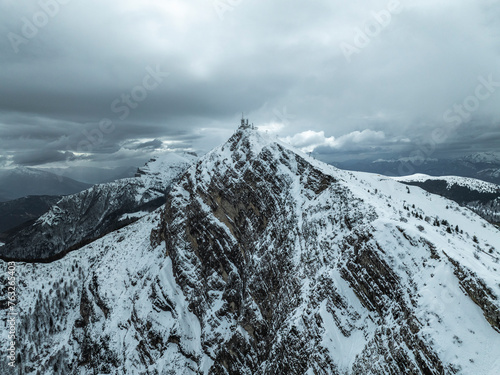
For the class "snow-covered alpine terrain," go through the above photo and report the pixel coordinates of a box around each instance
[394,174,500,194]
[0,152,196,261]
[394,174,500,226]
[1,124,499,374]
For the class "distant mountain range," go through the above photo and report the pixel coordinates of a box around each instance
[0,195,62,237]
[0,158,198,238]
[0,167,90,202]
[461,151,500,164]
[333,152,500,185]
[0,165,141,202]
[43,165,138,185]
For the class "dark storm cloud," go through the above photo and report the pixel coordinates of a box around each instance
[13,149,77,166]
[0,0,499,169]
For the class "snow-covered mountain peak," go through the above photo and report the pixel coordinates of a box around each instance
[201,121,336,183]
[213,123,274,159]
[135,151,198,190]
[2,124,500,374]
[158,124,500,374]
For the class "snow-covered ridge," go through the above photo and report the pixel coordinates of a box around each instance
[462,152,500,164]
[135,152,197,186]
[393,173,500,193]
[0,152,197,261]
[373,157,439,163]
[36,152,196,227]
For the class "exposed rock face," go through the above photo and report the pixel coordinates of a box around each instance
[0,153,196,261]
[156,128,500,373]
[1,126,499,374]
[442,251,500,332]
[159,129,449,374]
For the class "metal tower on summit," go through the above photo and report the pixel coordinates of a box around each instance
[240,113,255,129]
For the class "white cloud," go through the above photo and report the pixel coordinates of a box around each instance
[282,130,336,153]
[282,129,385,153]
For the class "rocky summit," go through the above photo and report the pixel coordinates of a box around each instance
[1,124,499,374]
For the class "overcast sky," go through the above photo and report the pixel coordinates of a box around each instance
[0,0,499,170]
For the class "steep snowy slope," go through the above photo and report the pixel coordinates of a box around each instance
[394,173,500,193]
[0,125,499,374]
[0,208,209,374]
[0,152,196,261]
[394,174,500,225]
